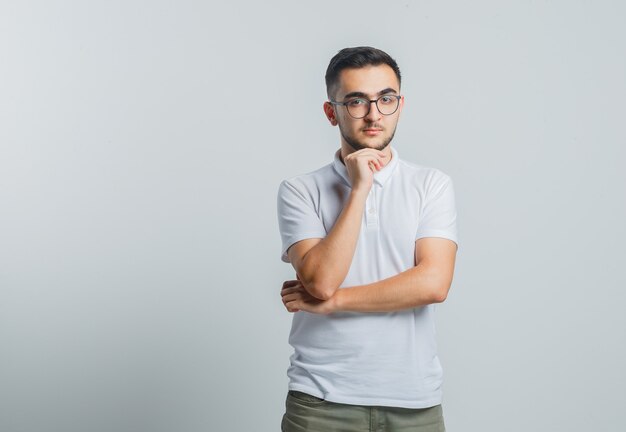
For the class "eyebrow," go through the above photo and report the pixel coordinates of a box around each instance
[342,88,398,100]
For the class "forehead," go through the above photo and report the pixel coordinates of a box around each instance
[336,64,399,98]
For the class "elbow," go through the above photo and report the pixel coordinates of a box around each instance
[425,267,454,304]
[430,282,451,304]
[308,282,337,301]
[431,289,448,304]
[297,269,339,301]
[300,278,337,300]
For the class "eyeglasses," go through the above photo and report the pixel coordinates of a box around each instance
[329,94,402,119]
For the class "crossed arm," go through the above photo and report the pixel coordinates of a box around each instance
[279,147,457,315]
[281,237,457,314]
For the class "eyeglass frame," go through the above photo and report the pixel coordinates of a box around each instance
[328,94,402,119]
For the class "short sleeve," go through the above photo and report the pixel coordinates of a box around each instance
[415,174,458,247]
[277,180,327,263]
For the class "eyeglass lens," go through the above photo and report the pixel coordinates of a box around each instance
[347,96,399,118]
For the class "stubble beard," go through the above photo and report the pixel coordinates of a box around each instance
[339,123,397,152]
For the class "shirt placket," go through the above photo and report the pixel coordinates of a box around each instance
[365,185,379,228]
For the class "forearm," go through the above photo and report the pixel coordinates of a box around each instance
[297,190,368,299]
[332,264,452,312]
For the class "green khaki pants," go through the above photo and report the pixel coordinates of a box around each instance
[282,390,446,432]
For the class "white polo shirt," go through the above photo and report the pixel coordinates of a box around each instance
[277,146,458,409]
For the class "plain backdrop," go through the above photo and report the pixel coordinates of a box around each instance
[1,1,625,431]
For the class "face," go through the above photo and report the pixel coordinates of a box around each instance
[324,64,404,153]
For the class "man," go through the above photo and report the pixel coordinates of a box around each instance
[277,47,458,432]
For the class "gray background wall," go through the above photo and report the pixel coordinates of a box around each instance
[1,1,624,431]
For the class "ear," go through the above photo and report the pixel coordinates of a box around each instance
[323,101,338,126]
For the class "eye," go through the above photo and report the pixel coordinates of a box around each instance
[347,98,367,106]
[379,95,395,104]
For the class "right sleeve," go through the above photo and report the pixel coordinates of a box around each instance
[277,180,327,263]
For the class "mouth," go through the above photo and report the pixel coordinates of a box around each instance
[363,128,383,136]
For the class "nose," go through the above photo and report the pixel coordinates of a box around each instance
[364,100,382,121]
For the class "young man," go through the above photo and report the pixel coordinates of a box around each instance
[277,47,458,432]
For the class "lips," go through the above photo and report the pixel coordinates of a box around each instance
[363,124,384,132]
[363,128,383,136]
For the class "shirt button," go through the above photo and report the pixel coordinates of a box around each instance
[368,208,376,214]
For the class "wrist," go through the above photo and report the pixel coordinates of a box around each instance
[349,188,370,200]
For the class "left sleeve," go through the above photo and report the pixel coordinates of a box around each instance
[415,173,459,247]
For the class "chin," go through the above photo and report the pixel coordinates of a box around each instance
[369,139,391,151]
[364,133,394,150]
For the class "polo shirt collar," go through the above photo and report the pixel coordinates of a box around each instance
[332,146,399,187]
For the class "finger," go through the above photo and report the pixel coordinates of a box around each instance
[282,289,301,299]
[358,155,378,166]
[281,290,296,298]
[282,293,302,303]
[355,150,380,158]
[281,287,294,297]
[368,159,382,172]
[281,286,303,295]
[347,153,380,170]
[284,299,301,313]
[282,280,299,289]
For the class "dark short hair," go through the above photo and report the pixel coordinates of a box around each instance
[325,46,402,99]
